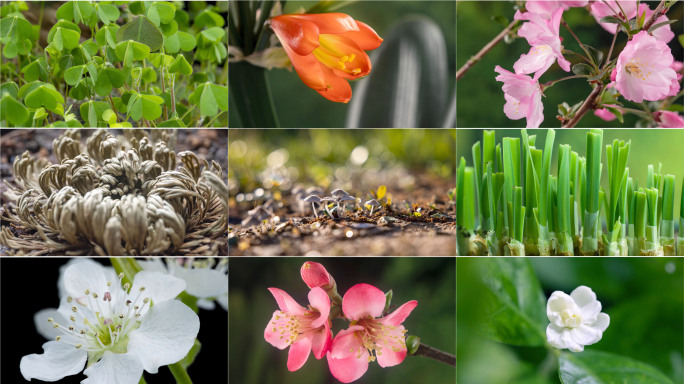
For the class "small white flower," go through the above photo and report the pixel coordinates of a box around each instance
[21,260,200,383]
[546,285,610,352]
[138,257,228,311]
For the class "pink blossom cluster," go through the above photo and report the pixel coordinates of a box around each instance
[264,261,418,383]
[495,0,682,128]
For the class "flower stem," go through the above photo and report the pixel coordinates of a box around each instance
[562,20,595,69]
[138,375,148,384]
[541,75,586,90]
[561,83,604,128]
[109,257,143,286]
[456,20,520,80]
[412,343,456,366]
[168,362,193,384]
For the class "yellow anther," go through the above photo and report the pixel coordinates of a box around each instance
[341,55,349,62]
[349,54,356,61]
[352,68,361,75]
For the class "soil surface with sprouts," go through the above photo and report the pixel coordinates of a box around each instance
[0,129,228,256]
[229,174,456,256]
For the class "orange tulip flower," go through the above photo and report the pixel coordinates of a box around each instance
[270,13,383,103]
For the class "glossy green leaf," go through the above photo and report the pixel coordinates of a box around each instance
[116,15,163,52]
[95,25,119,48]
[50,27,81,51]
[169,54,192,75]
[165,30,196,53]
[21,57,48,82]
[126,93,164,121]
[23,84,65,112]
[64,65,86,86]
[0,94,28,126]
[193,10,224,29]
[97,4,120,25]
[79,101,110,127]
[478,258,547,346]
[559,350,674,384]
[128,1,145,15]
[160,20,178,36]
[0,16,32,43]
[47,20,80,42]
[115,40,150,66]
[95,67,125,96]
[56,1,93,25]
[0,81,19,98]
[147,2,175,26]
[200,27,225,42]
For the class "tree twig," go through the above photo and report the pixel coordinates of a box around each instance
[562,83,605,128]
[456,20,519,81]
[412,343,456,366]
[641,0,668,34]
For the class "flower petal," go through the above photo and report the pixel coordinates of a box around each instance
[561,329,584,352]
[20,341,87,382]
[58,258,118,300]
[287,337,312,371]
[342,283,386,320]
[378,300,417,326]
[311,322,333,359]
[547,291,580,326]
[330,325,365,359]
[174,267,227,299]
[301,261,332,288]
[588,312,610,333]
[570,324,602,346]
[309,287,331,328]
[127,300,200,374]
[376,337,407,368]
[283,13,360,35]
[313,67,353,103]
[34,308,65,340]
[82,350,144,384]
[339,21,382,51]
[570,286,597,308]
[63,261,109,300]
[327,351,369,383]
[271,15,321,56]
[268,287,308,316]
[131,271,186,306]
[264,310,295,350]
[546,323,567,350]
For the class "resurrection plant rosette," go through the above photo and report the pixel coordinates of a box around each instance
[21,259,200,383]
[0,129,228,256]
[265,261,455,383]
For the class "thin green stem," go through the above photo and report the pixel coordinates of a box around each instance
[541,75,586,90]
[168,362,193,384]
[138,375,147,384]
[205,111,226,127]
[180,104,196,120]
[602,29,619,70]
[562,20,595,70]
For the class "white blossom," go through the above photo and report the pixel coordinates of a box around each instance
[138,258,228,311]
[546,285,610,352]
[21,259,200,383]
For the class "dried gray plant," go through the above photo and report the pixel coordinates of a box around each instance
[1,129,227,256]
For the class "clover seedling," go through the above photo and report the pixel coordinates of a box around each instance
[0,1,227,127]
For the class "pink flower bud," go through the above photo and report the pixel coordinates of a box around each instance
[301,261,333,289]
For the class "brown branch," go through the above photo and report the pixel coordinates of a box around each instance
[413,343,456,366]
[562,83,605,128]
[641,0,668,34]
[457,20,519,81]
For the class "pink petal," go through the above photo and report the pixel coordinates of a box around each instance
[594,108,617,121]
[513,45,556,79]
[308,287,331,328]
[376,341,407,368]
[268,287,307,316]
[287,338,312,371]
[301,261,332,288]
[342,283,386,320]
[379,300,417,326]
[330,325,365,359]
[327,351,369,383]
[264,311,296,349]
[503,93,529,121]
[311,322,333,359]
[525,89,544,128]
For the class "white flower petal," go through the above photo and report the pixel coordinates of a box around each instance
[175,268,228,299]
[217,294,228,311]
[82,350,144,384]
[561,330,584,352]
[137,259,168,273]
[20,341,87,381]
[197,298,217,310]
[34,308,65,340]
[546,323,566,349]
[58,259,116,299]
[570,325,602,346]
[588,312,610,333]
[131,271,186,306]
[570,286,597,308]
[579,300,602,322]
[127,300,200,373]
[63,262,109,300]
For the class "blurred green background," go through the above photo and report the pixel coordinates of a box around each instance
[229,129,456,193]
[456,1,684,128]
[229,257,456,384]
[458,258,684,384]
[230,0,456,128]
[457,129,684,227]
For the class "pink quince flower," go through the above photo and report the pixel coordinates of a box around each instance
[636,3,674,43]
[301,261,334,289]
[654,111,684,128]
[265,287,332,371]
[526,1,588,20]
[326,283,418,383]
[615,30,679,102]
[513,8,571,79]
[590,0,638,34]
[495,66,544,128]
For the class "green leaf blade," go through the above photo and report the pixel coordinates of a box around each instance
[559,350,674,384]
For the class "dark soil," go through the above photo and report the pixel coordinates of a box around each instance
[229,174,456,256]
